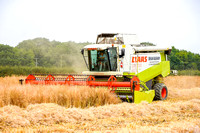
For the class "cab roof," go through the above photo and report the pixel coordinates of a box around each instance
[97,33,118,38]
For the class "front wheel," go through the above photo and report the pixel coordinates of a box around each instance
[153,83,168,100]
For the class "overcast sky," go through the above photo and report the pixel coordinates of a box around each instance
[0,0,200,53]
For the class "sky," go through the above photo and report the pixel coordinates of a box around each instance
[0,0,200,54]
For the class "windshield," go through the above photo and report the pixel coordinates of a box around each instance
[87,48,117,71]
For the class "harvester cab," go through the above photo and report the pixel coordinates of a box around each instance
[25,33,172,103]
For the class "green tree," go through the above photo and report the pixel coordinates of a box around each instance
[168,46,200,70]
[0,44,16,66]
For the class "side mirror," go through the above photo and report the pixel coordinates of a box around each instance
[119,49,125,58]
[81,49,84,55]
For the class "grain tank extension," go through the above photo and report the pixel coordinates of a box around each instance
[24,33,172,103]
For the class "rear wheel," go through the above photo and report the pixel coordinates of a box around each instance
[153,83,168,100]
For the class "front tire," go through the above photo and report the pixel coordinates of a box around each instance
[153,83,168,100]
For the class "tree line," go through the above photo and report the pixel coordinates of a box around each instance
[0,38,89,70]
[0,38,200,71]
[169,46,200,70]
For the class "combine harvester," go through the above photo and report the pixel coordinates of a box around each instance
[24,33,171,103]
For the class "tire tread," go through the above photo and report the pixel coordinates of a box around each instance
[153,83,168,100]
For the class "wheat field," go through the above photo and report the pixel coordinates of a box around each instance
[0,76,200,132]
[0,76,121,108]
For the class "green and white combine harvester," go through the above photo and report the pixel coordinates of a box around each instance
[25,33,172,103]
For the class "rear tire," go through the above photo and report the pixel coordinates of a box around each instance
[153,83,168,100]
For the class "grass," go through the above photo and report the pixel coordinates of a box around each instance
[0,66,77,77]
[0,76,200,132]
[1,66,200,77]
[177,70,200,76]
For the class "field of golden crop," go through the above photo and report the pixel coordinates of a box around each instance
[0,76,200,132]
